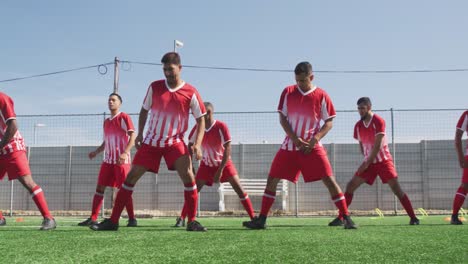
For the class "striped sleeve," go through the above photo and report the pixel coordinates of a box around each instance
[277,88,288,116]
[142,84,153,111]
[320,91,336,121]
[190,90,206,119]
[219,122,231,145]
[456,111,468,132]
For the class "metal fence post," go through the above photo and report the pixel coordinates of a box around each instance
[101,112,106,218]
[65,146,73,210]
[295,183,299,217]
[391,108,398,215]
[420,140,430,208]
[9,181,14,217]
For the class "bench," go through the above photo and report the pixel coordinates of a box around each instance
[218,179,288,211]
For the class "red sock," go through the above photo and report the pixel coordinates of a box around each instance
[180,202,188,220]
[239,193,255,220]
[338,192,353,219]
[452,186,467,215]
[332,193,349,217]
[0,211,3,218]
[260,190,276,217]
[126,195,135,220]
[184,182,198,223]
[31,185,52,219]
[399,193,416,218]
[90,190,104,221]
[110,183,134,224]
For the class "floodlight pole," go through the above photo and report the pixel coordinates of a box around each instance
[113,57,120,93]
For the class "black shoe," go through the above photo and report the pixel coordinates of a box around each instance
[127,218,138,227]
[174,217,185,227]
[78,218,98,226]
[410,217,420,225]
[186,220,207,231]
[243,216,267,230]
[40,218,57,231]
[343,215,358,229]
[328,217,344,226]
[450,214,463,225]
[0,217,6,226]
[90,218,119,231]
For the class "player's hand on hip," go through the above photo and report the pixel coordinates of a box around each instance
[192,144,203,160]
[135,134,143,149]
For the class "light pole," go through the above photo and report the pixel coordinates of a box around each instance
[174,40,184,53]
[33,123,46,146]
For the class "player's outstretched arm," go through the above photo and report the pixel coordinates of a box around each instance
[136,107,149,149]
[191,116,205,160]
[0,119,18,150]
[455,129,466,168]
[89,141,105,160]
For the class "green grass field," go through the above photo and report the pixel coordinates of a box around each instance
[0,216,466,263]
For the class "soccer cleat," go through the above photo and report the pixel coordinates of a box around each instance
[409,217,420,225]
[328,217,344,226]
[243,216,267,230]
[174,217,185,227]
[450,215,463,225]
[0,217,6,226]
[78,218,98,226]
[127,218,138,227]
[90,218,119,231]
[186,220,207,231]
[343,215,358,229]
[40,218,57,231]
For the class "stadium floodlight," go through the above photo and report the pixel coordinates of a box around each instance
[33,123,46,146]
[174,40,184,53]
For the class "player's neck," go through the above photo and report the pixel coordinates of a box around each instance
[166,79,184,89]
[205,118,214,129]
[110,110,119,117]
[298,83,313,93]
[363,112,373,124]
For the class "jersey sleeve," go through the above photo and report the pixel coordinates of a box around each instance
[353,122,360,141]
[320,91,336,121]
[142,84,153,111]
[0,95,16,122]
[219,122,232,145]
[121,113,135,133]
[456,111,468,132]
[277,88,288,116]
[190,90,206,119]
[188,125,197,144]
[373,115,386,135]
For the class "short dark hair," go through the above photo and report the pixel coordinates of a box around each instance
[161,52,181,65]
[204,102,213,111]
[357,97,372,106]
[294,62,313,75]
[109,93,122,103]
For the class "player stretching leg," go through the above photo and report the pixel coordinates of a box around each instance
[329,97,419,226]
[175,102,255,227]
[0,92,56,230]
[91,52,207,231]
[78,93,137,227]
[243,62,357,230]
[450,110,468,225]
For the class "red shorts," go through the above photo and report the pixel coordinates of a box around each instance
[269,147,333,183]
[355,159,398,185]
[97,162,130,188]
[462,156,468,184]
[0,151,31,181]
[196,160,238,186]
[132,143,189,173]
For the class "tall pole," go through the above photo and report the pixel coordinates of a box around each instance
[173,40,177,52]
[113,57,120,93]
[391,108,398,215]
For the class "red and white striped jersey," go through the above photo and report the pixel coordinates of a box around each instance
[0,92,26,156]
[277,85,336,151]
[142,80,206,148]
[456,110,468,156]
[354,114,392,163]
[103,112,135,164]
[188,120,231,167]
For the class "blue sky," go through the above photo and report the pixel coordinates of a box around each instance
[1,0,467,116]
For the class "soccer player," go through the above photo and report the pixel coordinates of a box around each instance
[91,52,207,231]
[328,97,419,226]
[244,62,357,229]
[78,93,137,227]
[0,91,56,230]
[451,110,468,225]
[0,211,5,226]
[174,102,255,227]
